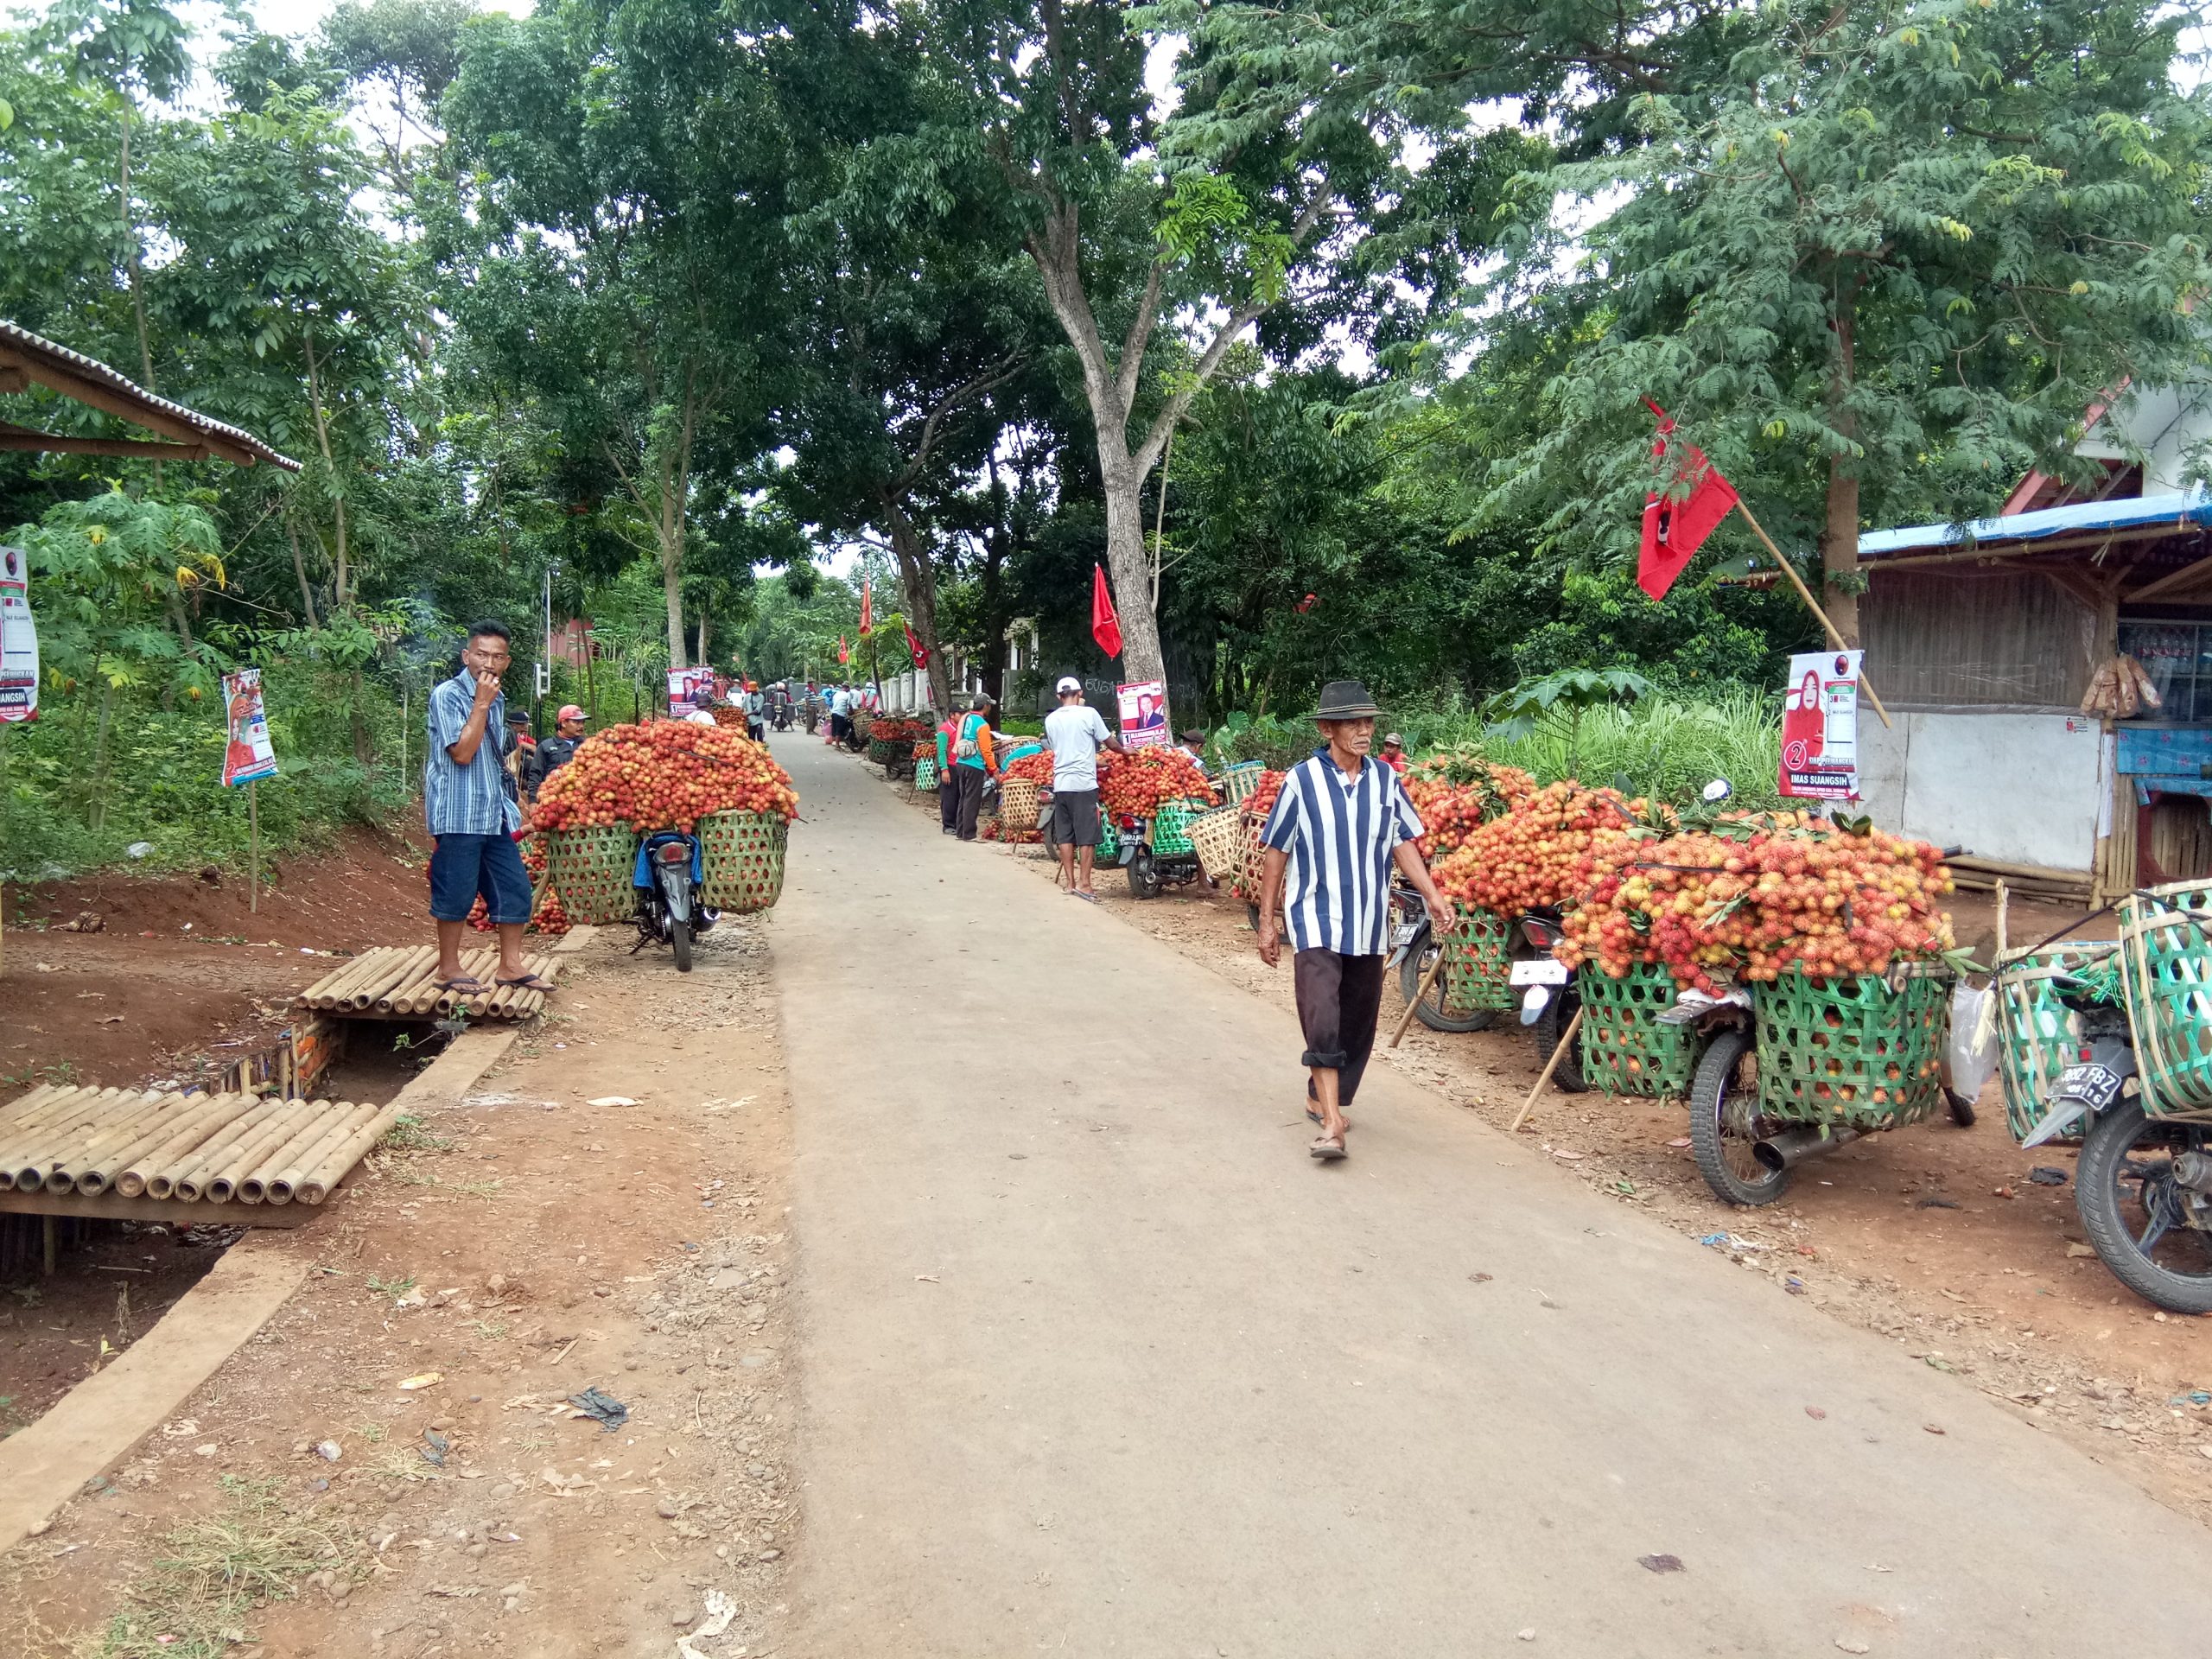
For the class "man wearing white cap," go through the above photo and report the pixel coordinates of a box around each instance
[1044,675,1122,899]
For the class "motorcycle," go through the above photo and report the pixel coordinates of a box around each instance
[1512,908,1587,1092]
[632,829,719,973]
[1389,879,1497,1033]
[2014,944,2212,1313]
[772,702,792,732]
[1119,811,1205,899]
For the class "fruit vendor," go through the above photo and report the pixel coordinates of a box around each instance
[950,692,1001,842]
[1381,732,1408,775]
[1255,680,1453,1162]
[522,703,588,800]
[424,620,553,998]
[1045,675,1123,899]
[934,707,962,835]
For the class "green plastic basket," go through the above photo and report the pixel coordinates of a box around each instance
[697,811,789,913]
[867,736,899,767]
[914,758,939,791]
[1577,962,1699,1098]
[1753,967,1950,1129]
[543,824,639,925]
[1993,944,2120,1141]
[2117,880,2212,1122]
[1151,798,1209,855]
[1439,905,1517,1014]
[1097,816,1121,861]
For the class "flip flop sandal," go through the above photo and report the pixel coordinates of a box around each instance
[1072,890,1100,904]
[1308,1135,1348,1161]
[496,972,556,992]
[1306,1109,1352,1132]
[434,976,486,994]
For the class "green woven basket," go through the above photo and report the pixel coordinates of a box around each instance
[1097,816,1121,861]
[1439,905,1517,1014]
[913,757,939,791]
[1753,967,1950,1129]
[698,811,789,913]
[867,736,899,767]
[2117,880,2212,1122]
[1151,798,1210,855]
[543,824,639,925]
[1220,761,1263,805]
[1577,962,1699,1098]
[1993,944,2120,1141]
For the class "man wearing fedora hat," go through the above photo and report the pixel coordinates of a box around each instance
[1255,679,1456,1160]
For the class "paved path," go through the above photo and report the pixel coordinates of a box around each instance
[770,734,2211,1656]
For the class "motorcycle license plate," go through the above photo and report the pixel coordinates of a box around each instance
[1510,958,1571,988]
[2056,1064,2122,1110]
[1390,922,1421,950]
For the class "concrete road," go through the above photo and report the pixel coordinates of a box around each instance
[770,734,2211,1657]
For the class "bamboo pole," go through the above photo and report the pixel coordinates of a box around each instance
[41,1089,175,1192]
[0,1089,105,1187]
[296,1102,410,1204]
[0,1084,67,1123]
[352,946,435,1010]
[269,1103,392,1204]
[204,1097,331,1201]
[83,1092,251,1197]
[144,1096,276,1199]
[1995,878,2011,966]
[3,1088,135,1189]
[168,1096,296,1201]
[371,947,441,1012]
[1510,1007,1585,1133]
[0,1084,91,1143]
[302,950,391,1009]
[113,1094,257,1198]
[248,779,258,914]
[1389,949,1450,1049]
[1729,499,1893,730]
[239,1103,370,1202]
[323,947,410,1006]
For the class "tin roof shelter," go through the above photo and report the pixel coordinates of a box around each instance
[0,320,300,472]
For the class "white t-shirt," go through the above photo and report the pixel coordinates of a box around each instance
[1045,703,1114,791]
[832,689,853,715]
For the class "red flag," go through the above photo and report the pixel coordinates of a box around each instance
[859,576,873,637]
[904,620,929,669]
[1090,564,1122,658]
[836,635,849,665]
[1638,403,1739,601]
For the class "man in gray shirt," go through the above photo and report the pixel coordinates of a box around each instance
[1044,676,1124,900]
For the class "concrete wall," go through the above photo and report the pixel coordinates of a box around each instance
[1857,710,2105,872]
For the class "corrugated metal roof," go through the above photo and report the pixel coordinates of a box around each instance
[1860,488,2212,558]
[0,319,301,471]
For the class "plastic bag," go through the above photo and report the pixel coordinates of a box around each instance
[1944,982,1999,1103]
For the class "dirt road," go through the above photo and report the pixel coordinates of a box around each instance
[771,735,2212,1657]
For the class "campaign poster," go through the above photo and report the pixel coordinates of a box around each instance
[221,668,280,787]
[1778,649,1862,801]
[1116,679,1169,750]
[666,666,713,719]
[0,544,37,724]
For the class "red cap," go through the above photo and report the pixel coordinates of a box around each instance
[556,704,586,723]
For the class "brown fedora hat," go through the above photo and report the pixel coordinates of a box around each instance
[1314,680,1380,720]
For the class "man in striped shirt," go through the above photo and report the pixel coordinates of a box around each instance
[1257,681,1456,1160]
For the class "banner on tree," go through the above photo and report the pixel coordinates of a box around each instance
[1778,650,1862,801]
[667,666,714,718]
[221,668,280,787]
[0,544,37,724]
[1116,679,1169,750]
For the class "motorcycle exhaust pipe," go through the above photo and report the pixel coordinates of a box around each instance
[1752,1124,1860,1173]
[2172,1151,2212,1195]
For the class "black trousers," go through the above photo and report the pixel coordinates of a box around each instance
[939,775,958,832]
[1293,949,1387,1107]
[955,765,987,840]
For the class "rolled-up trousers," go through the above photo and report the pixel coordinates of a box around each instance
[1294,948,1386,1106]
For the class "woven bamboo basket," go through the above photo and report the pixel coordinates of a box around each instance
[1993,943,2120,1140]
[1219,761,1264,806]
[2117,879,2212,1121]
[698,811,790,913]
[1000,777,1041,830]
[542,824,639,925]
[1753,966,1951,1129]
[1185,803,1249,880]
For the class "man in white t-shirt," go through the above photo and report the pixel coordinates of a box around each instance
[829,684,855,745]
[1043,675,1124,900]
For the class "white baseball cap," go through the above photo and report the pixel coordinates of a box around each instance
[1055,676,1082,695]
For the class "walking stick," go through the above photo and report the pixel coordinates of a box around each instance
[1389,946,1450,1049]
[1510,1007,1584,1134]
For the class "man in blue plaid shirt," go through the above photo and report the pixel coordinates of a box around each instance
[424,621,552,997]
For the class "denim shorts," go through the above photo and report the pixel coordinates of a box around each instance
[429,832,533,925]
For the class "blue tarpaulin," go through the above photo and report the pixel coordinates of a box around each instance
[1860,489,2212,560]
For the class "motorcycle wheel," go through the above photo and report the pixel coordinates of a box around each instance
[1945,1088,1978,1127]
[1688,1028,1788,1206]
[1529,988,1587,1091]
[670,915,693,974]
[1398,938,1496,1033]
[2075,1100,2212,1314]
[1128,849,1163,899]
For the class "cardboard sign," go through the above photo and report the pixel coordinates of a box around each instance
[1116,679,1169,750]
[666,666,713,719]
[1778,650,1862,801]
[221,668,280,787]
[0,544,37,724]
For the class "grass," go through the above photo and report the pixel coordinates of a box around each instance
[378,1114,451,1153]
[364,1274,416,1306]
[82,1476,356,1659]
[1,1060,80,1090]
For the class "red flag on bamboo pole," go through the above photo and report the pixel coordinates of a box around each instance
[1090,564,1123,658]
[904,620,928,668]
[1638,402,1739,601]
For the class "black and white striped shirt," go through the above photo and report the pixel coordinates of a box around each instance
[1260,747,1426,955]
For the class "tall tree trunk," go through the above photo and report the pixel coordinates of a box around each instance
[120,114,154,391]
[302,327,350,607]
[696,613,709,668]
[1821,298,1862,645]
[89,678,116,831]
[885,503,953,715]
[287,518,320,628]
[1100,458,1164,686]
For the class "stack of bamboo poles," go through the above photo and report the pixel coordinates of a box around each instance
[0,1084,402,1211]
[296,945,561,1020]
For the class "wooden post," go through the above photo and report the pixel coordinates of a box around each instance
[1994,878,2010,965]
[1389,947,1449,1048]
[248,779,259,914]
[1510,1007,1585,1133]
[1731,499,1894,730]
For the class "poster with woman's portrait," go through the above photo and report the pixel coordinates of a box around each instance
[1778,651,1860,801]
[221,668,280,788]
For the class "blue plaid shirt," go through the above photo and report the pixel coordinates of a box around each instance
[424,669,521,836]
